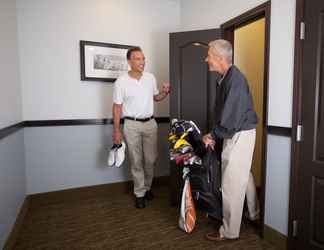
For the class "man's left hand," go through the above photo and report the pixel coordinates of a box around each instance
[161,82,170,94]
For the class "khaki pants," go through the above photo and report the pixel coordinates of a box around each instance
[123,119,158,197]
[219,129,259,239]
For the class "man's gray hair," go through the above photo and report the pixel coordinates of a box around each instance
[208,39,233,64]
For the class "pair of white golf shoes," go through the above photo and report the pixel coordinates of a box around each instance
[107,141,126,167]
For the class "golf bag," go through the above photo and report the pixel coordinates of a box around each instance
[169,119,222,221]
[190,147,222,220]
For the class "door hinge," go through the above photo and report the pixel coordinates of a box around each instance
[300,22,305,40]
[296,125,303,142]
[293,220,298,237]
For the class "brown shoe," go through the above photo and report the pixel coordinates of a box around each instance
[206,232,225,241]
[205,232,238,241]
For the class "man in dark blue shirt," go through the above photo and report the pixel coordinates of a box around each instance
[203,39,260,241]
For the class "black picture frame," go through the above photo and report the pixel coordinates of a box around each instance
[80,40,133,82]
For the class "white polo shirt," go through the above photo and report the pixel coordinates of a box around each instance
[113,72,159,119]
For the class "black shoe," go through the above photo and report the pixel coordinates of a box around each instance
[144,190,154,201]
[243,215,260,229]
[135,197,145,209]
[248,218,261,228]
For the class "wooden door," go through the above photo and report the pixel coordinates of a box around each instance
[296,0,324,248]
[169,29,221,205]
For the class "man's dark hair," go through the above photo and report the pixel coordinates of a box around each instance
[126,47,142,60]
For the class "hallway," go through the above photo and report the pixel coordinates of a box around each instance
[14,186,276,250]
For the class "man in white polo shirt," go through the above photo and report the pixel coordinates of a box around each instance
[112,47,170,208]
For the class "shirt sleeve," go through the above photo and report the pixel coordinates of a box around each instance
[152,75,159,96]
[113,78,124,105]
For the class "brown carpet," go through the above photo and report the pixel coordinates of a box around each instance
[14,186,277,250]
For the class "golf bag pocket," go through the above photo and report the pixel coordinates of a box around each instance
[179,177,196,233]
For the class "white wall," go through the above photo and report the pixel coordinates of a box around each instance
[16,0,180,193]
[180,0,295,128]
[180,0,295,235]
[25,124,170,194]
[181,0,268,31]
[0,0,26,248]
[267,0,295,127]
[0,0,22,129]
[17,0,181,121]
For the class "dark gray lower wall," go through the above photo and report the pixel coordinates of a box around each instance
[24,123,170,194]
[0,130,26,248]
[265,134,291,236]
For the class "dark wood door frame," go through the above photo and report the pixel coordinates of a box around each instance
[220,1,271,238]
[288,0,303,249]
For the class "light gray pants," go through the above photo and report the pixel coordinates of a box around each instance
[219,129,259,239]
[123,119,158,197]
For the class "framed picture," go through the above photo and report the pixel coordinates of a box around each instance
[80,40,133,82]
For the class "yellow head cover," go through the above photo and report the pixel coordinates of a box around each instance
[173,138,191,149]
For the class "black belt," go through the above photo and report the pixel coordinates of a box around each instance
[124,116,154,122]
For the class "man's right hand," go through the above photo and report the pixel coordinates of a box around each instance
[113,129,122,145]
[202,133,215,150]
